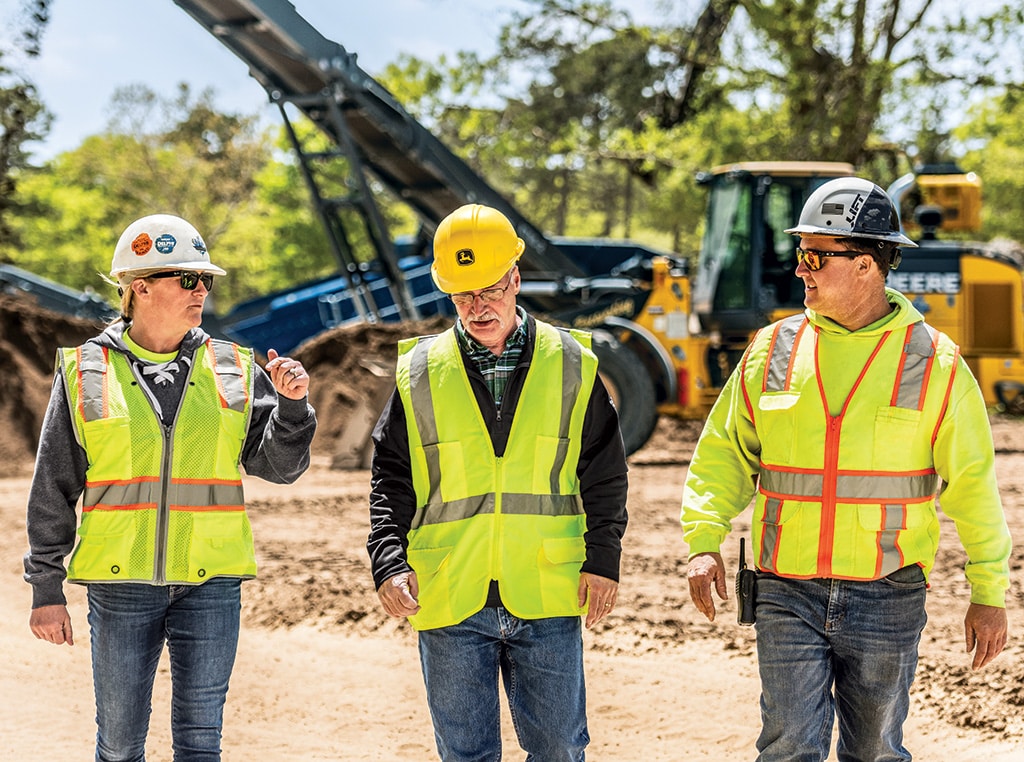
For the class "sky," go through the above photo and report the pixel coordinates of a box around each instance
[5,0,665,162]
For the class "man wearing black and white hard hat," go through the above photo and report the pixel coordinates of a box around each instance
[681,177,1010,761]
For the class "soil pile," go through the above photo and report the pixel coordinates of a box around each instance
[0,287,451,476]
[0,293,105,478]
[293,315,453,467]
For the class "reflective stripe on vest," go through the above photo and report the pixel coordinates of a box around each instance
[60,339,255,585]
[396,321,596,629]
[750,315,953,579]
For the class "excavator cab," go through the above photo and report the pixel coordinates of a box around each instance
[692,162,855,385]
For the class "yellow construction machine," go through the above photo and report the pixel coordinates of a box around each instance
[607,160,1024,448]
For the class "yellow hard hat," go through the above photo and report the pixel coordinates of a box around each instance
[431,204,525,293]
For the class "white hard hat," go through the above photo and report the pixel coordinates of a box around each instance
[110,214,226,279]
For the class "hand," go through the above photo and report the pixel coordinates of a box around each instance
[377,571,421,618]
[30,604,74,646]
[964,602,1007,670]
[579,572,618,629]
[687,552,728,622]
[265,348,309,400]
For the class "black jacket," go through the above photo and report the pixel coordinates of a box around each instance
[367,313,629,592]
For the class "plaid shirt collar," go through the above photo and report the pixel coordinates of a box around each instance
[455,307,528,403]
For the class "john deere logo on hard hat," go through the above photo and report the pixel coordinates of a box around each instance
[456,249,475,266]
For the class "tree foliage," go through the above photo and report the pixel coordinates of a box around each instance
[0,0,51,248]
[5,85,338,310]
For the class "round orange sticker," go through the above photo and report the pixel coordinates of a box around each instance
[131,233,153,256]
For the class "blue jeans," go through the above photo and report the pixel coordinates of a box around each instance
[754,567,928,762]
[86,579,242,762]
[417,608,589,762]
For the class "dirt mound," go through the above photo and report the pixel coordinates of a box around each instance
[293,315,453,467]
[0,293,105,477]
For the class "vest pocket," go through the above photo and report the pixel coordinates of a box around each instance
[872,407,922,469]
[758,394,799,464]
[183,511,256,582]
[69,511,142,581]
[408,545,455,623]
[538,537,587,613]
[81,417,132,474]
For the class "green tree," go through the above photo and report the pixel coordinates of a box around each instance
[6,84,285,309]
[958,94,1024,243]
[0,0,51,248]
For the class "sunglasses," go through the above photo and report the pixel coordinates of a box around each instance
[795,248,862,272]
[148,270,215,291]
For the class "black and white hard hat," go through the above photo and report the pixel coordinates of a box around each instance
[784,177,917,247]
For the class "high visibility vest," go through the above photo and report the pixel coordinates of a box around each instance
[396,321,597,630]
[59,339,256,585]
[746,314,958,580]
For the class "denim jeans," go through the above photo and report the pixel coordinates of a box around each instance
[754,567,928,762]
[417,608,589,762]
[86,578,242,762]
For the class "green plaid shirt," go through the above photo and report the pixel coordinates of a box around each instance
[455,307,528,406]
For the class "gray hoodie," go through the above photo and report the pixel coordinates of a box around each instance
[23,322,317,608]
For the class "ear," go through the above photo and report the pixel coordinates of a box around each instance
[130,278,151,297]
[855,254,875,274]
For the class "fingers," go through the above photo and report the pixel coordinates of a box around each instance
[964,603,1008,670]
[376,572,421,618]
[265,348,309,400]
[687,552,726,622]
[967,624,1007,670]
[29,605,74,646]
[581,573,618,629]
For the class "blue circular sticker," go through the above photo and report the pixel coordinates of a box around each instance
[154,234,177,254]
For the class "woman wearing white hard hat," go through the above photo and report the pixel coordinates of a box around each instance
[24,213,317,760]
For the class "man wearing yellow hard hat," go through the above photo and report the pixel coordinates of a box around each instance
[368,204,629,760]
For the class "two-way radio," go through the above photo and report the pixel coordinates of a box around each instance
[736,537,757,626]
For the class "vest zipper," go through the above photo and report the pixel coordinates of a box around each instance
[154,425,173,583]
[149,348,198,584]
[491,457,504,581]
[818,415,842,576]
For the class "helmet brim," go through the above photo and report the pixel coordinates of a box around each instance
[112,261,228,278]
[783,224,918,248]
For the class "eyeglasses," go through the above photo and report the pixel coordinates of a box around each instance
[450,274,513,306]
[795,248,862,272]
[147,270,215,291]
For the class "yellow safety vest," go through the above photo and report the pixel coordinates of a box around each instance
[59,339,256,585]
[745,314,958,580]
[396,321,597,630]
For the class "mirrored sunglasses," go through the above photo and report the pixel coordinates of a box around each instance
[795,248,861,272]
[148,270,215,291]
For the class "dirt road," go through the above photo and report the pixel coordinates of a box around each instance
[2,418,1022,760]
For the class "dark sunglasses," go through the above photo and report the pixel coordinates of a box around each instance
[148,270,214,291]
[795,248,862,272]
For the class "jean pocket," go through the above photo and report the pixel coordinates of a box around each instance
[882,563,926,588]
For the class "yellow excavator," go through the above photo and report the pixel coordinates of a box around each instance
[609,160,1024,443]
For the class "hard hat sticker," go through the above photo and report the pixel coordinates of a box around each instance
[821,203,844,215]
[154,234,177,254]
[192,236,208,255]
[845,193,864,224]
[456,249,475,266]
[131,233,153,256]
